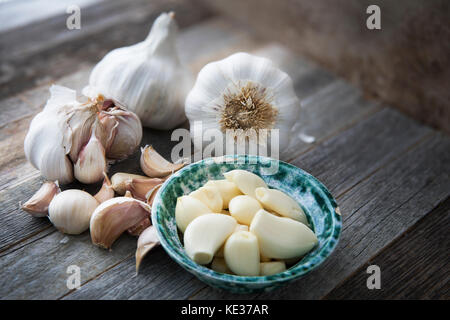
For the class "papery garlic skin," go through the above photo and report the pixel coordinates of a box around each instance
[185,52,300,153]
[48,190,99,234]
[84,12,191,129]
[22,181,61,217]
[111,172,148,195]
[90,197,151,249]
[184,214,237,265]
[255,187,308,225]
[224,231,260,276]
[24,85,142,184]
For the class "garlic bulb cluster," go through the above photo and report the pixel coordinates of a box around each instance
[83,12,191,129]
[24,85,142,184]
[185,52,301,152]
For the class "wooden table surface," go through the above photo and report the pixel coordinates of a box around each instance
[0,0,449,300]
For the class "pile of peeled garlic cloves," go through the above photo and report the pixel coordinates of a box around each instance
[21,145,184,273]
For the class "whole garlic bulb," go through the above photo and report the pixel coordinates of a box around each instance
[185,52,301,152]
[48,189,99,234]
[24,85,142,184]
[83,12,191,129]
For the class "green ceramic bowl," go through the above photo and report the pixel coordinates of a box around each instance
[151,155,342,294]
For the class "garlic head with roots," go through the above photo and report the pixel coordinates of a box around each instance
[24,85,142,184]
[83,12,192,129]
[185,52,301,153]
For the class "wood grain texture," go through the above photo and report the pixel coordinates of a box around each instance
[324,197,450,300]
[190,125,449,299]
[0,0,214,99]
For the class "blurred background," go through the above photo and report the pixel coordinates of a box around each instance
[1,0,449,132]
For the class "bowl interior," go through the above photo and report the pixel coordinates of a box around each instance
[151,155,342,286]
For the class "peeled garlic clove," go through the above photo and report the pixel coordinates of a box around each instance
[22,181,60,217]
[84,12,192,130]
[255,187,308,225]
[125,177,166,201]
[228,195,262,225]
[128,217,151,236]
[215,244,225,258]
[204,179,242,209]
[211,257,232,274]
[90,197,151,249]
[250,209,318,259]
[49,189,99,234]
[224,231,260,276]
[94,172,114,203]
[140,145,184,178]
[136,225,160,273]
[189,186,223,213]
[175,195,212,233]
[235,224,249,232]
[74,123,107,184]
[110,172,149,195]
[260,261,286,276]
[220,209,230,215]
[184,214,237,265]
[223,170,267,198]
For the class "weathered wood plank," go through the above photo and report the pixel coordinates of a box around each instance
[191,132,450,299]
[63,247,205,300]
[324,197,450,300]
[63,108,440,299]
[0,0,214,98]
[0,231,136,299]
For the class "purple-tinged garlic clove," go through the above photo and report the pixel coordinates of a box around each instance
[140,145,185,178]
[22,181,61,217]
[94,172,114,203]
[110,172,149,195]
[136,226,160,274]
[90,197,151,249]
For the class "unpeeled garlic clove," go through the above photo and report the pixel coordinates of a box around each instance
[140,145,185,178]
[90,197,151,249]
[128,217,151,236]
[224,230,260,276]
[125,177,166,201]
[22,181,60,217]
[110,172,149,195]
[255,187,308,225]
[49,189,99,234]
[136,225,160,274]
[94,172,114,203]
[184,213,237,265]
[145,183,162,206]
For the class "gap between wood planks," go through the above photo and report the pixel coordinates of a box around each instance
[186,132,440,300]
[322,196,450,299]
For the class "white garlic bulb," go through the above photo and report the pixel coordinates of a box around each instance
[83,12,191,129]
[48,189,99,234]
[185,52,301,152]
[24,85,142,184]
